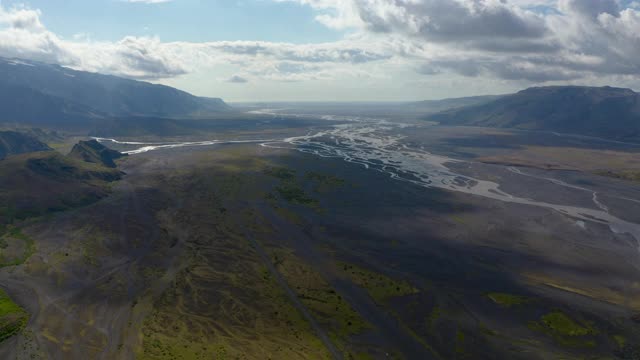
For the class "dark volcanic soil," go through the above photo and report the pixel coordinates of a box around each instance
[1,124,640,359]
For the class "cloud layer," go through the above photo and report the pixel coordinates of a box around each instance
[0,4,393,82]
[1,1,640,96]
[276,0,640,83]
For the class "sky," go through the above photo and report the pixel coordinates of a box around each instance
[0,0,640,101]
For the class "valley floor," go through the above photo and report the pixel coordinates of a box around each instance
[1,123,640,359]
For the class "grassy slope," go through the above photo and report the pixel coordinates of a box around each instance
[136,153,333,360]
[0,131,51,160]
[0,148,123,346]
[0,225,35,267]
[339,263,418,305]
[2,144,639,359]
[269,248,373,359]
[136,151,418,360]
[0,151,121,223]
[0,289,28,343]
[68,140,124,168]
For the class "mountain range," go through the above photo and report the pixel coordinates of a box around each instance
[409,94,505,113]
[2,56,640,142]
[0,57,230,129]
[429,86,640,140]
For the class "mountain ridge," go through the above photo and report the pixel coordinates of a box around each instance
[0,57,231,129]
[69,139,126,168]
[0,151,122,223]
[428,85,640,140]
[0,131,52,160]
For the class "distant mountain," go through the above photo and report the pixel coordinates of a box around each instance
[429,86,640,140]
[0,83,104,129]
[69,139,126,168]
[0,131,52,160]
[18,127,65,144]
[409,95,505,113]
[236,96,504,119]
[0,57,231,128]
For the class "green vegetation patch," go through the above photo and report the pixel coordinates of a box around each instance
[0,225,35,267]
[0,151,121,223]
[138,221,333,360]
[528,311,598,348]
[271,249,371,357]
[305,172,345,192]
[276,183,318,206]
[426,306,442,331]
[264,166,296,181]
[0,289,29,342]
[613,335,626,348]
[275,207,304,225]
[339,263,419,305]
[487,292,529,307]
[264,166,321,208]
[455,330,466,357]
[139,261,333,360]
[346,353,375,360]
[595,170,640,183]
[271,248,380,360]
[541,311,593,336]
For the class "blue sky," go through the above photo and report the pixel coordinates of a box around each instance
[1,1,640,101]
[2,0,343,43]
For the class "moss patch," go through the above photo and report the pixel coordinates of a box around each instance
[455,330,466,357]
[139,259,333,360]
[613,334,626,348]
[426,306,442,331]
[595,170,640,183]
[0,289,29,342]
[271,249,371,358]
[339,263,419,305]
[264,167,296,181]
[136,168,334,360]
[487,292,529,307]
[276,183,318,206]
[0,151,121,223]
[264,166,320,208]
[305,172,345,192]
[528,311,597,348]
[0,225,35,267]
[540,312,593,336]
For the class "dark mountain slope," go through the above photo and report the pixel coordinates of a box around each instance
[429,86,640,140]
[409,94,504,113]
[0,57,230,128]
[69,139,126,168]
[0,83,105,129]
[0,151,122,223]
[0,131,52,160]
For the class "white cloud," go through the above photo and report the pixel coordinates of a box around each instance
[0,6,46,33]
[227,75,248,83]
[0,5,391,81]
[2,1,640,98]
[277,0,640,83]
